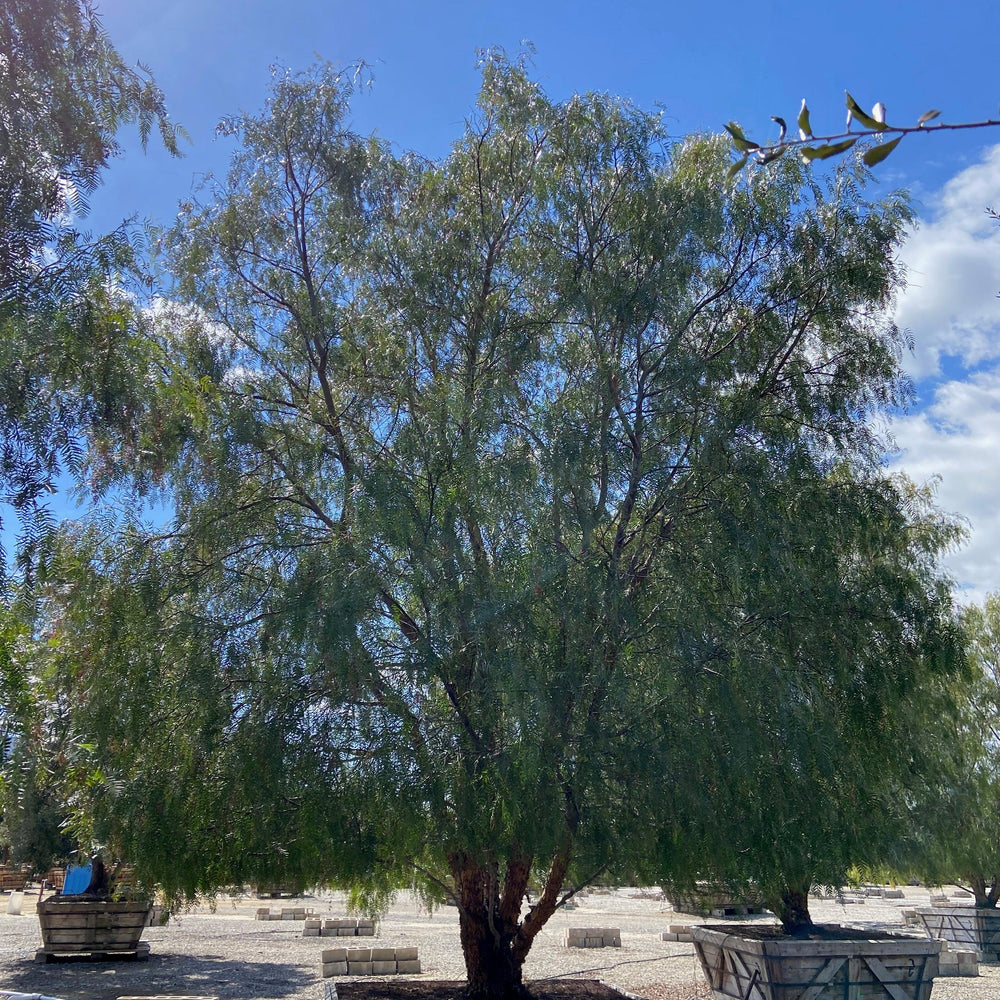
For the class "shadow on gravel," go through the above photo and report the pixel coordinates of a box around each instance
[1,951,316,1000]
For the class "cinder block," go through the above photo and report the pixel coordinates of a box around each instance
[358,926,376,936]
[396,947,419,961]
[661,931,679,941]
[884,889,905,899]
[322,961,348,977]
[322,948,348,963]
[347,961,373,976]
[303,927,320,936]
[371,948,397,961]
[347,948,372,962]
[601,928,619,939]
[372,960,397,974]
[584,937,602,947]
[397,960,422,974]
[305,918,322,928]
[282,912,297,920]
[338,927,358,936]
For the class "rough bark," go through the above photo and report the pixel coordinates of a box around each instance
[969,874,1000,908]
[452,853,529,1000]
[450,848,573,1000]
[776,884,814,934]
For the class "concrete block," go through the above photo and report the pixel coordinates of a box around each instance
[303,927,320,936]
[305,918,321,928]
[884,888,905,899]
[661,932,679,941]
[347,961,373,976]
[322,961,348,977]
[358,926,376,936]
[322,948,348,963]
[397,960,422,974]
[372,960,397,974]
[347,948,372,962]
[396,947,419,961]
[371,948,397,961]
[338,927,358,936]
[584,937,602,947]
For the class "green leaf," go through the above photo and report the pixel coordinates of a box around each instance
[724,122,759,152]
[727,154,749,179]
[757,145,786,164]
[862,135,903,167]
[845,92,887,131]
[800,137,858,162]
[917,109,941,127]
[797,100,813,140]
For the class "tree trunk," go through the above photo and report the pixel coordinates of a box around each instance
[452,853,529,1000]
[969,875,1000,908]
[450,847,573,1000]
[775,883,814,935]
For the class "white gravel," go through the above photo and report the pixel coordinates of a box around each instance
[0,886,996,999]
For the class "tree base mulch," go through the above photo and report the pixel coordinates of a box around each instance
[334,981,708,1000]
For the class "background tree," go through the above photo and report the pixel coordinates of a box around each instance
[29,53,965,998]
[906,595,1000,906]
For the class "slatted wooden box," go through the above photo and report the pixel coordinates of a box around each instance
[692,923,940,1000]
[36,898,152,957]
[916,906,1000,960]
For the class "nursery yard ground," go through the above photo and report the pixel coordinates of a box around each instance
[0,886,996,1000]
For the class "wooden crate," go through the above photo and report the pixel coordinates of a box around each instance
[692,924,940,1000]
[916,906,1000,960]
[36,898,151,958]
[0,869,28,892]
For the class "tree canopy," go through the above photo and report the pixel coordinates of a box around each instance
[20,52,967,999]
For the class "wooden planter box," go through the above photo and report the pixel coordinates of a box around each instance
[36,898,152,959]
[692,923,940,1000]
[916,905,1000,960]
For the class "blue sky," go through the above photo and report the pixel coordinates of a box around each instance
[81,0,1000,601]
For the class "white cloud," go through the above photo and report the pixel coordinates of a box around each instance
[894,144,1000,379]
[889,365,1000,604]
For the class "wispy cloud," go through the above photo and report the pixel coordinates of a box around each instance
[894,144,1000,380]
[889,146,1000,602]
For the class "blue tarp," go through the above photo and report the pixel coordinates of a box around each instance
[61,864,91,894]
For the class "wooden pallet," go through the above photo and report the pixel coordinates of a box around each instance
[35,940,151,963]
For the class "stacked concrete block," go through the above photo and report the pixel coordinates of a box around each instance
[314,917,376,936]
[256,906,313,921]
[937,941,979,977]
[901,908,921,928]
[661,925,694,943]
[321,945,421,977]
[304,917,322,937]
[883,888,905,899]
[565,927,621,948]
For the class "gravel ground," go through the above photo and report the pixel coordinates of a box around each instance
[0,885,996,1000]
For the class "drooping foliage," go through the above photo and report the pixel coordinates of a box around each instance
[904,595,1000,906]
[25,52,965,997]
[0,0,181,573]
